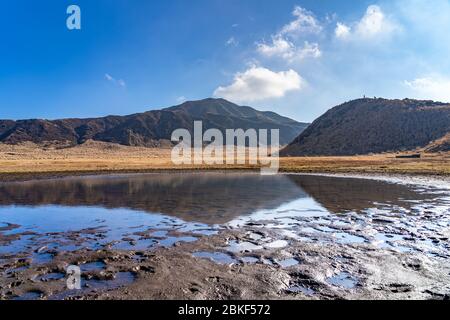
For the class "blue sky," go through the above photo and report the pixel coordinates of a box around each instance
[1,0,450,122]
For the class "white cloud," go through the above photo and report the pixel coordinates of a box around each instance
[256,6,322,64]
[226,36,238,47]
[280,6,322,36]
[335,22,351,39]
[335,5,399,41]
[404,76,450,102]
[356,5,394,37]
[105,73,126,88]
[257,37,293,57]
[105,73,114,81]
[297,42,322,60]
[213,66,305,103]
[257,37,321,62]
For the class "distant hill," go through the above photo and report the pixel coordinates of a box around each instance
[281,98,450,156]
[424,133,450,153]
[0,98,308,147]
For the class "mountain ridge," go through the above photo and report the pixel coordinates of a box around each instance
[281,98,450,156]
[0,98,309,147]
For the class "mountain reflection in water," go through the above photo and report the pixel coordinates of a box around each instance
[0,173,435,224]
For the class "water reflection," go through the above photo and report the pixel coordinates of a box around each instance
[290,175,432,214]
[0,173,435,224]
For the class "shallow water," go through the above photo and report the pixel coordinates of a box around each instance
[193,252,237,265]
[287,285,315,296]
[48,271,136,300]
[80,261,106,272]
[0,172,449,268]
[327,272,358,289]
[277,258,300,268]
[13,290,43,301]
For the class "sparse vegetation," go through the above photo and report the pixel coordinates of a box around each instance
[281,98,450,156]
[1,141,448,182]
[0,98,308,147]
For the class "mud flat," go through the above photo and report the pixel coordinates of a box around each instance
[0,172,449,300]
[1,227,449,300]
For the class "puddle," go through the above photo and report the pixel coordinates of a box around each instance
[13,290,43,300]
[32,252,54,265]
[152,231,168,238]
[277,258,300,268]
[375,233,405,243]
[177,224,219,236]
[391,244,414,253]
[49,243,84,252]
[300,227,319,234]
[327,272,358,289]
[334,233,366,244]
[0,235,35,255]
[226,241,263,253]
[372,233,412,252]
[241,256,259,264]
[264,240,289,249]
[84,272,135,290]
[193,252,237,265]
[113,238,157,251]
[80,261,106,272]
[247,232,264,241]
[40,272,65,281]
[5,265,29,274]
[191,229,219,236]
[159,236,198,247]
[50,272,136,300]
[287,285,315,296]
[316,226,336,233]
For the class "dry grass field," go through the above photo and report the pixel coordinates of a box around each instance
[0,140,449,181]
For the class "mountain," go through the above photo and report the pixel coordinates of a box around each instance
[281,98,450,156]
[0,98,309,147]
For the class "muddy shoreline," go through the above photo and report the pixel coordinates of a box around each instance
[1,167,449,184]
[2,226,449,300]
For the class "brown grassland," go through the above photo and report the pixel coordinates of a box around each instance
[0,140,449,181]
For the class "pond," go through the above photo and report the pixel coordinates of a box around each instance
[0,172,449,260]
[1,172,449,300]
